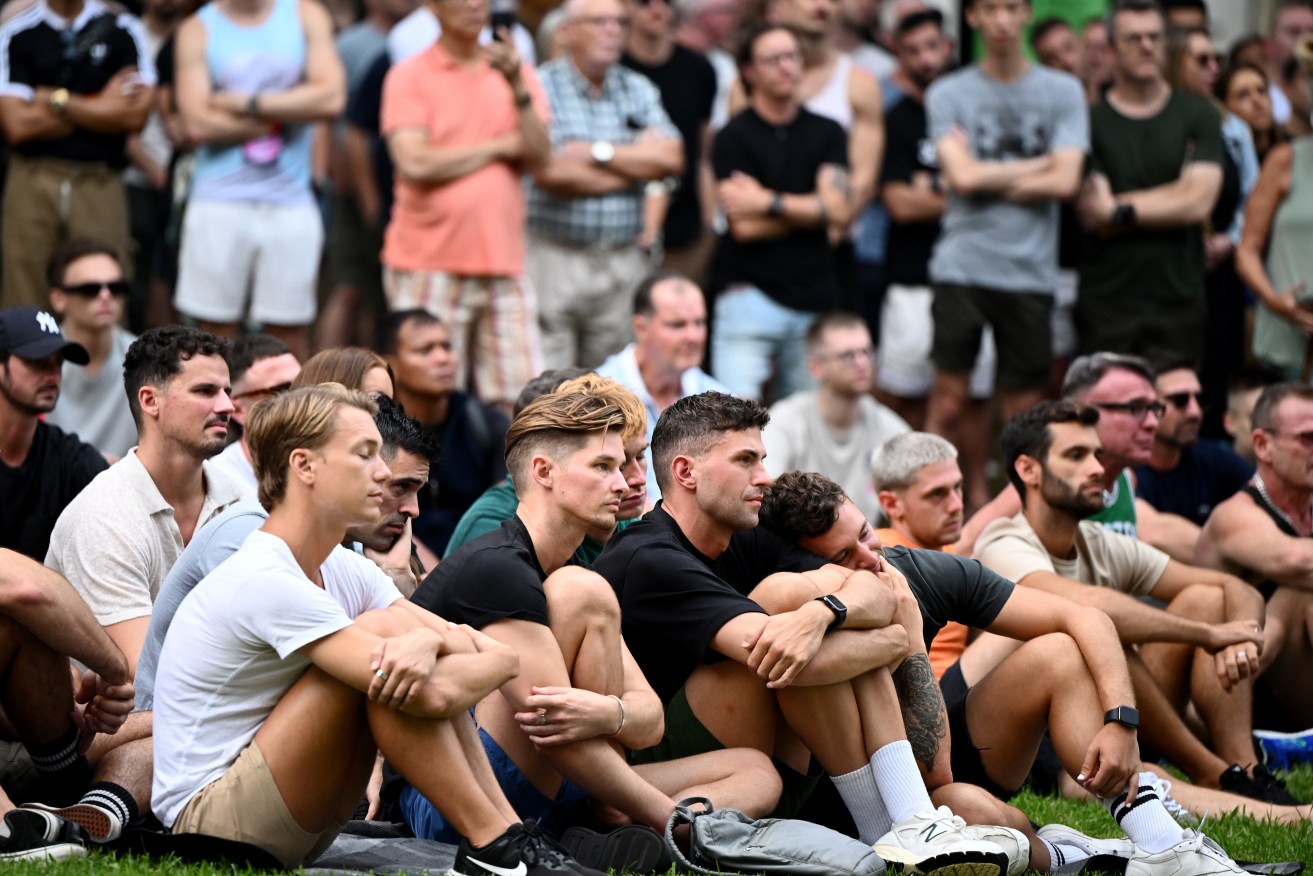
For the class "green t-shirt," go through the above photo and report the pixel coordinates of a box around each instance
[1080,90,1224,307]
[1090,469,1138,539]
[445,477,635,565]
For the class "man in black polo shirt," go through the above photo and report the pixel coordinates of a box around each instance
[0,306,106,560]
[593,392,1012,875]
[0,0,155,310]
[407,388,778,874]
[710,22,849,402]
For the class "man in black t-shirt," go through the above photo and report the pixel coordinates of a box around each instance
[761,470,1162,872]
[594,392,1011,874]
[709,23,849,403]
[408,388,779,873]
[0,306,106,560]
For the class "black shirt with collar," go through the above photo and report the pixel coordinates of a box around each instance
[0,420,107,560]
[0,0,155,164]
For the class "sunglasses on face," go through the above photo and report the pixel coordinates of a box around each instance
[62,281,130,298]
[1165,390,1205,410]
[1094,399,1166,419]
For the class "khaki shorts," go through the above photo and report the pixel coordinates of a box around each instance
[173,741,342,868]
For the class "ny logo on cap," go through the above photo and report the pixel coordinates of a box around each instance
[36,311,59,335]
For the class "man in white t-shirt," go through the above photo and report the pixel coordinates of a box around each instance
[763,312,909,522]
[975,400,1296,807]
[208,334,302,499]
[151,384,603,876]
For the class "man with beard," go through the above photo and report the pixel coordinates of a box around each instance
[975,401,1295,804]
[38,326,242,842]
[1134,361,1253,529]
[0,306,105,561]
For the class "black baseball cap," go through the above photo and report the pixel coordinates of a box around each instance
[0,306,90,365]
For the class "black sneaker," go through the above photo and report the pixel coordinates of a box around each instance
[451,822,605,876]
[0,810,87,861]
[1219,763,1302,806]
[560,824,672,874]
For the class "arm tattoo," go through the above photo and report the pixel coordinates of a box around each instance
[823,164,852,204]
[893,653,948,774]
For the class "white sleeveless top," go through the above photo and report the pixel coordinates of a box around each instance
[805,53,854,131]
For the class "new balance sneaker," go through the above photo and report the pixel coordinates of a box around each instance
[958,824,1029,876]
[451,821,606,876]
[1218,764,1301,806]
[873,807,1011,876]
[1036,823,1136,875]
[1126,830,1246,876]
[560,824,671,874]
[1255,728,1313,771]
[0,809,87,861]
[22,798,125,843]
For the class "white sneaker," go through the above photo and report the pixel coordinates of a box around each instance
[1141,773,1195,824]
[1035,824,1135,874]
[873,807,1011,876]
[1126,830,1246,876]
[958,824,1029,876]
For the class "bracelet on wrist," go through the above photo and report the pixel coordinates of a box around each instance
[608,694,626,737]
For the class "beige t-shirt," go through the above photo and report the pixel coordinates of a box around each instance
[974,512,1169,596]
[46,449,243,626]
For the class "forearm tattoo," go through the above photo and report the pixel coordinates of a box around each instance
[893,654,948,774]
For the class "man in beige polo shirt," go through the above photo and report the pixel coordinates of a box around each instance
[40,325,242,842]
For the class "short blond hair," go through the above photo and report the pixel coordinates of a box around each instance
[505,391,628,492]
[554,373,648,441]
[246,383,378,510]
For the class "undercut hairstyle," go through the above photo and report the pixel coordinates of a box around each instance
[227,333,292,387]
[373,394,442,465]
[47,237,121,289]
[1030,16,1073,53]
[123,326,230,428]
[1251,383,1313,433]
[514,367,592,417]
[1002,400,1100,500]
[245,383,379,511]
[897,8,944,39]
[759,470,847,543]
[1060,352,1155,399]
[805,310,867,355]
[376,309,442,357]
[294,347,392,393]
[1107,0,1165,40]
[556,373,648,441]
[504,392,628,492]
[651,392,770,496]
[1227,365,1284,412]
[871,432,958,493]
[633,270,691,317]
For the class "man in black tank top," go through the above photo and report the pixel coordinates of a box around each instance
[1198,383,1313,737]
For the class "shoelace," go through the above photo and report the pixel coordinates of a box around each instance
[1251,764,1295,795]
[517,819,574,867]
[1143,774,1194,822]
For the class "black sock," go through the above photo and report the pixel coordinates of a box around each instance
[79,782,137,827]
[26,727,89,806]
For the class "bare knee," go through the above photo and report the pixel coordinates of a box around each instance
[543,567,620,622]
[930,782,1022,829]
[750,573,820,615]
[1167,584,1224,622]
[1019,632,1083,678]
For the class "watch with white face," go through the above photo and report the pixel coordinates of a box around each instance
[591,140,616,166]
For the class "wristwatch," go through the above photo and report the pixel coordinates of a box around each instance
[1110,201,1137,227]
[47,87,70,115]
[814,594,847,631]
[590,140,615,166]
[767,191,784,217]
[1103,706,1140,729]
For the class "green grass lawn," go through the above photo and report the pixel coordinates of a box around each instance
[6,765,1311,875]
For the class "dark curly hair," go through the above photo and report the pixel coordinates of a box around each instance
[374,394,442,465]
[651,392,770,496]
[759,470,846,543]
[123,325,230,428]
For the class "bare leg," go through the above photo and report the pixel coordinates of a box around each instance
[926,371,970,442]
[0,618,77,747]
[1141,763,1312,827]
[1127,651,1230,787]
[1000,387,1044,423]
[874,391,927,432]
[1258,588,1313,729]
[262,323,310,364]
[199,320,238,340]
[931,783,1047,872]
[957,399,994,515]
[633,749,782,818]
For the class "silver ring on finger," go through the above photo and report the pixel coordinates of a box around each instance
[376,669,389,681]
[1238,651,1248,660]
[538,710,547,726]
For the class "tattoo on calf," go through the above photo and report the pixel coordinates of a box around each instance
[893,654,948,774]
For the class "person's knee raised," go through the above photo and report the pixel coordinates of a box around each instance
[1168,583,1225,620]
[544,567,620,623]
[750,572,820,616]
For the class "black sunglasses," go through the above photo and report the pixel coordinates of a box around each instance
[62,281,130,298]
[1094,399,1166,419]
[1165,391,1205,410]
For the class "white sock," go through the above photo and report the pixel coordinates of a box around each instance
[1103,772,1183,855]
[830,765,891,844]
[869,740,935,825]
[1039,835,1091,874]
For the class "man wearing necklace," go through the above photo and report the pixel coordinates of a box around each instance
[1198,383,1313,747]
[975,401,1297,805]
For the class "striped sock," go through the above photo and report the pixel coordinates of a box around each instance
[26,727,89,806]
[1103,773,1181,855]
[78,783,136,828]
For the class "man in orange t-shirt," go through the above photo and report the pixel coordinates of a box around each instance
[380,0,551,411]
[872,432,970,678]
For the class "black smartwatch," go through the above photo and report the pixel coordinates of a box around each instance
[814,594,847,631]
[767,191,784,217]
[1104,706,1140,729]
[1111,202,1137,227]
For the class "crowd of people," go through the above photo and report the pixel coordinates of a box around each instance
[1,0,1313,872]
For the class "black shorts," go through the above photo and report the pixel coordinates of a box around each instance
[1075,295,1205,368]
[939,661,1020,802]
[931,283,1053,391]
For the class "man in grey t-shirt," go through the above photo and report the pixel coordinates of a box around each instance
[923,0,1086,446]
